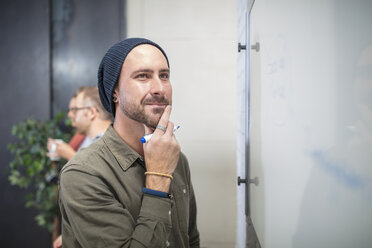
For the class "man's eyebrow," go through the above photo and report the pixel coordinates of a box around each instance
[130,68,170,77]
[131,69,153,77]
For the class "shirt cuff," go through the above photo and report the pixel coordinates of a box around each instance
[140,194,172,225]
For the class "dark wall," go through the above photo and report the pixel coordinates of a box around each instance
[52,0,125,115]
[0,0,51,247]
[0,0,125,247]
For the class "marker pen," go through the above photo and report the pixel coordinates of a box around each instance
[141,125,180,143]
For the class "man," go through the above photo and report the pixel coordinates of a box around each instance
[59,38,200,247]
[49,86,112,248]
[50,94,84,248]
[47,94,85,161]
[65,94,86,151]
[48,86,112,160]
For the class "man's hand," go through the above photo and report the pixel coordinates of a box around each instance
[47,138,76,161]
[53,235,62,248]
[143,105,180,192]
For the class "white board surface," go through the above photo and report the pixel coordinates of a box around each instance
[249,1,372,247]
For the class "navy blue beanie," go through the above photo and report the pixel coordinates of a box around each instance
[98,38,169,116]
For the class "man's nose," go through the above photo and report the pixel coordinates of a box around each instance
[150,76,165,95]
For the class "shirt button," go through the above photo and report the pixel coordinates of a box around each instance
[183,189,187,194]
[168,210,171,216]
[166,240,170,247]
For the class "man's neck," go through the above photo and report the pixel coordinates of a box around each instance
[113,112,145,156]
[87,119,111,140]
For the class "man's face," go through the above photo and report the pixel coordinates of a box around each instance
[116,44,172,129]
[67,97,77,127]
[74,92,92,135]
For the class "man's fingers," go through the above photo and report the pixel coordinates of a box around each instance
[165,122,175,137]
[156,105,172,131]
[144,105,173,142]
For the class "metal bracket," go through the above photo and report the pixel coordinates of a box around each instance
[238,42,246,52]
[237,176,259,186]
[237,176,247,185]
[251,42,260,52]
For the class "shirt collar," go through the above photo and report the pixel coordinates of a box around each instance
[102,125,144,171]
[92,131,105,142]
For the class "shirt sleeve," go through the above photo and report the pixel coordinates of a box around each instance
[182,154,200,248]
[188,181,200,248]
[188,180,200,248]
[59,164,172,248]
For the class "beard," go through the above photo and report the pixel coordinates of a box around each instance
[119,95,170,129]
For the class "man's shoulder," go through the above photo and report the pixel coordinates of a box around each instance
[173,151,191,180]
[61,137,112,175]
[178,151,189,166]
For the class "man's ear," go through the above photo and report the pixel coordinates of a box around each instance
[113,86,119,103]
[89,107,98,120]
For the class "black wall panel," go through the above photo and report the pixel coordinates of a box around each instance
[0,0,125,246]
[52,0,125,115]
[0,0,51,247]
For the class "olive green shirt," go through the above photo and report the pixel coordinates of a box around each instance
[59,126,200,248]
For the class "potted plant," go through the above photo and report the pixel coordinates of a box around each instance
[7,112,72,241]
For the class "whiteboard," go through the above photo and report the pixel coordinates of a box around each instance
[248,1,372,247]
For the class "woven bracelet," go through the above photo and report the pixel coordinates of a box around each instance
[144,171,174,180]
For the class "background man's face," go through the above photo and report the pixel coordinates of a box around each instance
[74,92,91,135]
[117,44,172,128]
[67,97,77,127]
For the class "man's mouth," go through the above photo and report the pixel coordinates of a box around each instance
[144,103,167,116]
[146,104,167,115]
[142,95,169,106]
[146,103,167,107]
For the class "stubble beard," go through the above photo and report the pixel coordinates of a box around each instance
[119,95,170,129]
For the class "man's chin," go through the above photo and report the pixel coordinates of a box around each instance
[148,105,166,115]
[143,115,162,129]
[76,130,85,135]
[145,119,161,129]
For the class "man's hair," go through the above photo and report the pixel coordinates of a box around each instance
[77,86,112,121]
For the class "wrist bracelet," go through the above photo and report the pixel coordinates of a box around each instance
[142,187,171,198]
[145,171,174,180]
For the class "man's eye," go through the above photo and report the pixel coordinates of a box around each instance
[136,73,149,79]
[160,73,169,80]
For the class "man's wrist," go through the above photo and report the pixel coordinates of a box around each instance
[145,174,171,192]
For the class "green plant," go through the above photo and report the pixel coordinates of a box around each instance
[8,112,72,232]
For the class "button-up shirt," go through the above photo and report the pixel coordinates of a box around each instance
[59,125,200,248]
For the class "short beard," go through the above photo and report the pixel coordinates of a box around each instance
[119,95,170,129]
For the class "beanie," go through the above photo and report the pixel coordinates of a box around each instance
[98,37,169,116]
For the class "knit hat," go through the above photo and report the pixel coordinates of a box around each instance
[98,37,169,116]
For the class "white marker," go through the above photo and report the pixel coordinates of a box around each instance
[141,125,180,143]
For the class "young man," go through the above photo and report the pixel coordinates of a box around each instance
[48,86,112,160]
[59,38,200,247]
[49,86,112,248]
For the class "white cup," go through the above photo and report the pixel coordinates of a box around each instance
[48,139,63,161]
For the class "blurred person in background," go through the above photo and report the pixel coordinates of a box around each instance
[48,86,112,160]
[49,86,112,248]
